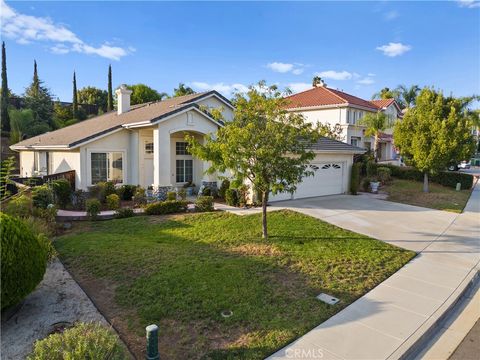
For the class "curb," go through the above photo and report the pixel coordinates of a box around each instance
[390,265,480,360]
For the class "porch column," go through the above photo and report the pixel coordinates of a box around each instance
[129,130,139,185]
[153,124,171,186]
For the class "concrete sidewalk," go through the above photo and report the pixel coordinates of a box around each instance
[267,184,480,360]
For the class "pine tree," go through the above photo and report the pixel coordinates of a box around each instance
[107,65,113,111]
[72,71,78,119]
[1,41,10,132]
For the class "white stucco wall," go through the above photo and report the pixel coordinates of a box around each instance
[50,151,81,186]
[195,96,234,122]
[19,151,35,177]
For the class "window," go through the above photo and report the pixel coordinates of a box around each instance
[176,142,190,155]
[350,136,361,147]
[145,141,154,154]
[176,159,193,183]
[91,152,124,184]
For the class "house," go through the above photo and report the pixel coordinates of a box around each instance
[284,81,402,162]
[11,85,365,201]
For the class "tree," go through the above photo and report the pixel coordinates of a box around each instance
[396,84,420,108]
[393,88,476,192]
[187,82,319,240]
[359,111,392,162]
[107,65,113,111]
[312,76,324,87]
[52,102,75,129]
[1,41,10,132]
[173,83,195,97]
[23,61,54,129]
[9,108,49,142]
[72,71,78,119]
[372,87,404,108]
[317,122,344,141]
[124,84,167,105]
[77,86,108,112]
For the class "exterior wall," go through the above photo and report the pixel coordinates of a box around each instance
[195,97,234,122]
[19,151,35,177]
[50,151,81,186]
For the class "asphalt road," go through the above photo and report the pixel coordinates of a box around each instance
[449,319,480,360]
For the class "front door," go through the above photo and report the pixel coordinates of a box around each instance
[140,136,154,188]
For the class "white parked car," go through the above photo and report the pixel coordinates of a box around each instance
[459,161,471,169]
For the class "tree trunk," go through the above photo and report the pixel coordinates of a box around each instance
[261,191,268,240]
[373,133,379,163]
[423,172,429,193]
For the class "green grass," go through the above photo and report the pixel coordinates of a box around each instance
[55,210,415,359]
[383,179,472,213]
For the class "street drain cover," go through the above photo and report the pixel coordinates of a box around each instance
[316,293,339,305]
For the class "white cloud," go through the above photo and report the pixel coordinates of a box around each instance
[315,70,352,80]
[357,77,375,85]
[384,10,399,21]
[368,73,376,77]
[266,62,304,75]
[191,82,249,95]
[287,82,311,93]
[0,0,132,60]
[457,0,480,8]
[376,42,412,57]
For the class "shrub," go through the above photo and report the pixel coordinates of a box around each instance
[72,190,87,210]
[88,183,105,202]
[1,213,48,310]
[432,171,474,189]
[115,207,135,219]
[366,161,377,178]
[133,187,147,207]
[144,200,188,215]
[225,188,239,207]
[32,185,54,209]
[361,178,371,192]
[178,188,187,200]
[350,163,361,195]
[166,191,177,201]
[106,194,120,210]
[86,198,101,220]
[4,194,33,218]
[201,186,212,196]
[116,184,137,201]
[104,182,116,198]
[27,322,126,360]
[32,205,57,226]
[238,185,249,206]
[195,196,214,212]
[50,179,72,208]
[377,167,392,184]
[219,179,230,200]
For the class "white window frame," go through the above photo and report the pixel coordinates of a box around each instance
[350,136,361,147]
[87,149,127,186]
[175,141,193,184]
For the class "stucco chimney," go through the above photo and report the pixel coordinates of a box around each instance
[115,84,132,115]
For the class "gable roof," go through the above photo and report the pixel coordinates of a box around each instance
[369,98,402,114]
[284,86,379,111]
[11,91,229,150]
[308,137,366,154]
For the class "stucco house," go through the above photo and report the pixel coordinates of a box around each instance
[284,81,402,162]
[11,85,365,201]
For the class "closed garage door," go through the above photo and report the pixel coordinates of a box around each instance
[269,162,345,202]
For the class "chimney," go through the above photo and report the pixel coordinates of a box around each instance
[115,84,132,115]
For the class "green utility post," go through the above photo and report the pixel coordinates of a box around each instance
[146,324,160,360]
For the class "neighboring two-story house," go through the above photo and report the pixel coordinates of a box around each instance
[284,81,402,162]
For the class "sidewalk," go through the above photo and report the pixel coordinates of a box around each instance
[268,183,480,360]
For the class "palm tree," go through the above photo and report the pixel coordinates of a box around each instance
[173,83,195,97]
[359,111,393,162]
[396,84,420,108]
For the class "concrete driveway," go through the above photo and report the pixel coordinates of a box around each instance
[269,194,458,252]
[267,187,480,360]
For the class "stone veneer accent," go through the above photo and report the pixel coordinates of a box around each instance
[153,185,175,201]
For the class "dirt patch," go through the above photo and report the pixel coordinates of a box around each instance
[230,243,283,257]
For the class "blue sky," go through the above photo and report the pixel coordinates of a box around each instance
[1,0,479,103]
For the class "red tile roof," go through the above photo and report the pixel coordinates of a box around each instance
[284,86,379,111]
[370,99,395,109]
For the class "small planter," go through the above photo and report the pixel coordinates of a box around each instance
[370,181,380,194]
[185,187,194,197]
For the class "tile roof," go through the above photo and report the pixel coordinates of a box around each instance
[284,86,379,111]
[307,137,366,153]
[369,98,395,109]
[12,92,223,149]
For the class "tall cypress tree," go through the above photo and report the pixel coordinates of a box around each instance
[107,64,113,111]
[72,71,78,119]
[33,60,39,96]
[1,41,10,132]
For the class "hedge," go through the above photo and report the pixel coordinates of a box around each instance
[366,163,474,189]
[195,196,214,212]
[1,213,48,310]
[145,200,188,215]
[350,163,360,195]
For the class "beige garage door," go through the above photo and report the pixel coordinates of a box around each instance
[269,162,345,202]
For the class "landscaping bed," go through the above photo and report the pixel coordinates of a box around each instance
[55,210,415,359]
[383,179,472,213]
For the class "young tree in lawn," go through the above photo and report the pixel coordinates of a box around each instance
[1,41,10,132]
[394,88,476,192]
[173,83,195,97]
[359,111,392,162]
[24,60,54,130]
[187,82,319,240]
[107,65,113,111]
[72,71,78,119]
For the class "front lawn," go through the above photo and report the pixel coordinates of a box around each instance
[383,179,472,213]
[55,210,414,359]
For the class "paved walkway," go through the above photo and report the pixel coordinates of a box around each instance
[1,260,109,359]
[263,184,480,360]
